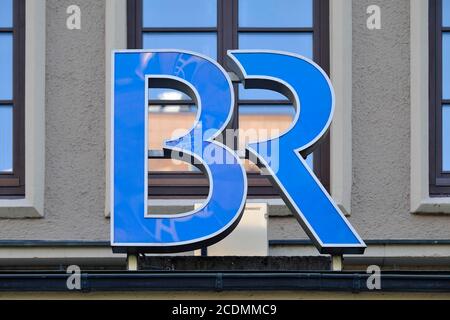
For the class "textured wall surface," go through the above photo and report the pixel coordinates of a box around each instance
[350,0,449,239]
[0,0,108,240]
[0,0,448,244]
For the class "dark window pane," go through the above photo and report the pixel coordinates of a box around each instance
[0,33,13,100]
[444,33,450,100]
[444,0,450,27]
[239,0,313,28]
[143,33,217,60]
[238,33,313,100]
[0,105,13,173]
[143,0,217,27]
[443,105,450,171]
[0,0,13,28]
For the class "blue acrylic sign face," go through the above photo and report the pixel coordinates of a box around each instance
[111,49,366,255]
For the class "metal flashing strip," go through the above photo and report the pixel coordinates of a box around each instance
[269,239,450,246]
[0,240,111,247]
[0,239,450,247]
[0,271,449,293]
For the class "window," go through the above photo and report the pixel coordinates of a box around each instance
[430,0,450,195]
[0,0,25,198]
[128,0,330,198]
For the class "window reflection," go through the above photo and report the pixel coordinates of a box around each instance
[143,0,316,175]
[143,0,217,28]
[148,104,198,172]
[0,106,13,173]
[238,33,313,100]
[148,88,191,101]
[239,0,313,28]
[148,103,197,151]
[0,0,12,28]
[148,86,197,172]
[0,34,13,100]
[443,105,450,172]
[239,33,313,58]
[443,33,449,100]
[443,0,450,27]
[143,33,217,60]
[239,105,313,171]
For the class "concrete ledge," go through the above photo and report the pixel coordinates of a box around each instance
[412,198,450,215]
[0,202,43,219]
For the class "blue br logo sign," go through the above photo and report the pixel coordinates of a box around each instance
[111,49,366,255]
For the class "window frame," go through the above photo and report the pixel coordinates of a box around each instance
[0,0,25,198]
[127,0,330,198]
[429,0,450,196]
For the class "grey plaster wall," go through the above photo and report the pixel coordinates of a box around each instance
[0,1,448,244]
[350,0,449,239]
[0,0,108,240]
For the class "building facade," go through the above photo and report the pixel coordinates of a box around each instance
[0,0,449,298]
